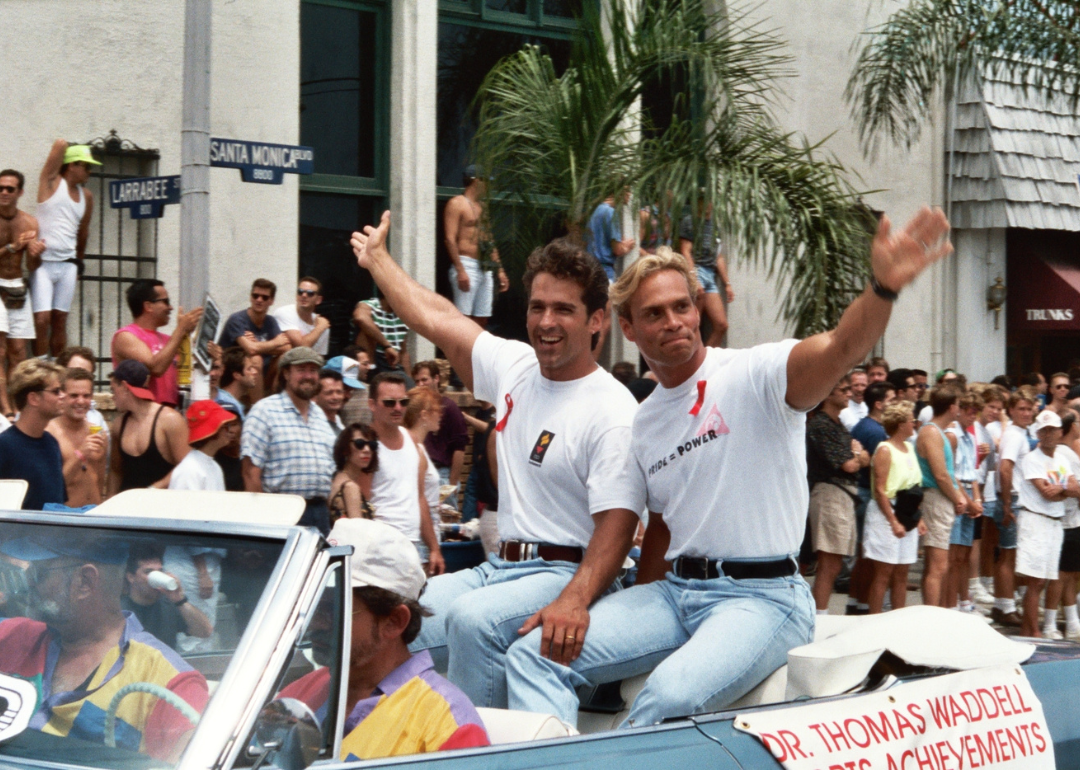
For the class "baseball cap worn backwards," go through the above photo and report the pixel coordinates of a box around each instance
[328,518,426,601]
[111,359,155,400]
[279,346,324,370]
[323,356,364,390]
[63,145,102,166]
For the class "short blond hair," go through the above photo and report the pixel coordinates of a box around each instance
[881,400,915,436]
[9,359,63,410]
[610,245,700,321]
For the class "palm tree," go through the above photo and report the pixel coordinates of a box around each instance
[470,0,875,336]
[846,0,1080,153]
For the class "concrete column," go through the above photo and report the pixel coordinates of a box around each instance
[952,228,1007,381]
[390,0,437,363]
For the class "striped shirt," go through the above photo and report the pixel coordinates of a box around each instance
[361,299,408,349]
[241,392,336,498]
[281,650,489,760]
[0,613,208,761]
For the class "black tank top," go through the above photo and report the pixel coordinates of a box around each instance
[118,406,176,491]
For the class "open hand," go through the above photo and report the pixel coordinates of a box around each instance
[870,207,952,293]
[518,594,590,665]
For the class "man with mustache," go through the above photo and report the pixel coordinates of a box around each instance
[0,534,208,762]
[505,208,952,727]
[350,212,639,710]
[241,346,337,534]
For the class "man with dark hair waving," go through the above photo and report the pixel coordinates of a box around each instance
[350,212,640,710]
[505,207,952,727]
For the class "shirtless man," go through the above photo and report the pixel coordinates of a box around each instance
[46,368,107,506]
[0,169,45,414]
[34,141,99,358]
[443,165,509,328]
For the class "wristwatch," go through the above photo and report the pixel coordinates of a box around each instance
[4,243,16,254]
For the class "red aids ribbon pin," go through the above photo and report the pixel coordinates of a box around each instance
[689,380,707,416]
[495,393,514,432]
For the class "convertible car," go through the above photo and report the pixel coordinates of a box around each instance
[0,489,1078,770]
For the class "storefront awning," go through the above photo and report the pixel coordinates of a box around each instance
[1008,250,1080,331]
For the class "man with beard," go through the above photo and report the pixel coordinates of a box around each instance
[0,359,66,509]
[0,533,208,762]
[505,207,952,726]
[241,346,336,534]
[280,518,488,760]
[46,368,107,506]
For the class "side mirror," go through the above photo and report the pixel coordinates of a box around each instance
[247,698,322,770]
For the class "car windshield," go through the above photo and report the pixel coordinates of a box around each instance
[0,518,286,769]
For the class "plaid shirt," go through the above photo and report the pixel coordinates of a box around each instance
[241,392,336,498]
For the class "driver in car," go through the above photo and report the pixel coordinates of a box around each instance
[0,533,209,762]
[279,518,489,760]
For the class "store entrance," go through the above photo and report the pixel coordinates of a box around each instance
[1008,331,1080,379]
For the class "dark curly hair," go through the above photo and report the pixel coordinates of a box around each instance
[333,423,380,473]
[522,237,609,318]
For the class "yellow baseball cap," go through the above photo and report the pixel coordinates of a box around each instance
[63,144,101,166]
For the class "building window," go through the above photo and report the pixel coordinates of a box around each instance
[299,0,389,356]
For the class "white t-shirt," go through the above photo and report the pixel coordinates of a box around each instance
[1059,445,1080,529]
[371,426,422,541]
[273,304,329,355]
[840,400,868,432]
[974,420,998,503]
[168,450,225,491]
[1019,446,1074,519]
[998,424,1032,498]
[472,332,639,549]
[624,341,807,561]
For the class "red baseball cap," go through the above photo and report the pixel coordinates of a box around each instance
[111,359,156,401]
[186,400,237,444]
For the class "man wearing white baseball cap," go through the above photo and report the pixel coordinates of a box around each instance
[1016,408,1080,636]
[280,518,489,760]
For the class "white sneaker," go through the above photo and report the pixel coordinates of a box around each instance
[971,583,996,605]
[1066,626,1080,641]
[1043,627,1064,641]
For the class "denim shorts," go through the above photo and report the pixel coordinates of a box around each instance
[695,264,719,294]
[993,495,1019,550]
[950,513,977,546]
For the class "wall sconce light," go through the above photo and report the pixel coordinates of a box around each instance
[986,276,1007,330]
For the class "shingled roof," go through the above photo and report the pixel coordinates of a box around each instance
[950,68,1080,231]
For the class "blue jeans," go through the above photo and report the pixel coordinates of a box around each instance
[298,499,329,536]
[505,567,814,727]
[695,264,719,294]
[993,495,1019,549]
[410,555,589,708]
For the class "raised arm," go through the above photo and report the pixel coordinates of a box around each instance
[786,208,952,411]
[352,211,483,390]
[38,140,67,203]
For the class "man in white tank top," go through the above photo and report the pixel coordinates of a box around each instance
[33,141,98,358]
[368,371,445,573]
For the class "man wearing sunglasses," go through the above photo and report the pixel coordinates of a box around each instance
[112,279,203,408]
[218,278,291,373]
[351,213,640,710]
[0,169,45,394]
[273,276,330,355]
[0,359,66,510]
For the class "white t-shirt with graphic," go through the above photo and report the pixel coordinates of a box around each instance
[998,424,1032,497]
[624,341,807,561]
[1019,445,1074,519]
[273,304,329,355]
[471,332,639,549]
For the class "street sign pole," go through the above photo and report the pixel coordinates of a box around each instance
[180,0,211,397]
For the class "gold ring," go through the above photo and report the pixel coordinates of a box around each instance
[566,635,576,640]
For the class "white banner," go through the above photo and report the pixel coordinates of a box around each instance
[734,665,1053,770]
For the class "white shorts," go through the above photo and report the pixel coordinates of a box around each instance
[0,278,34,339]
[449,256,494,318]
[30,260,77,313]
[863,498,920,565]
[1016,509,1064,581]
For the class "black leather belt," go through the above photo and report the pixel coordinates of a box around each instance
[673,556,797,581]
[499,540,584,564]
[305,497,327,505]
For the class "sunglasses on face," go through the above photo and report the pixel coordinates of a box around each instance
[148,297,172,307]
[251,293,272,301]
[380,398,409,408]
[352,438,378,451]
[297,289,317,297]
[0,186,17,194]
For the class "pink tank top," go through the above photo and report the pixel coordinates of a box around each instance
[111,323,179,406]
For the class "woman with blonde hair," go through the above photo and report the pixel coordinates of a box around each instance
[864,401,927,613]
